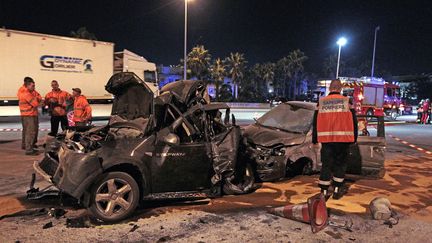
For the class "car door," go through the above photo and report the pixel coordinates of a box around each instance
[151,107,213,193]
[346,116,386,178]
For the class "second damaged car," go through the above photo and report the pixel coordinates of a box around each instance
[243,101,386,182]
[33,73,254,222]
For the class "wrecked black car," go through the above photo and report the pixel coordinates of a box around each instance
[34,73,254,222]
[243,101,386,182]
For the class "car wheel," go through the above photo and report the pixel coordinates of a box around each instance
[390,110,398,121]
[366,109,374,121]
[89,172,140,222]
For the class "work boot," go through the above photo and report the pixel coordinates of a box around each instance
[25,150,40,156]
[321,189,332,201]
[332,186,348,200]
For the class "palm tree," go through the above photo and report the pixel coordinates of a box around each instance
[70,27,97,40]
[286,49,308,100]
[185,45,212,80]
[210,58,226,101]
[275,57,291,97]
[323,54,342,79]
[224,52,247,99]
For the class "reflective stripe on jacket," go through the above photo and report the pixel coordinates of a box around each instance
[45,90,71,116]
[73,95,92,122]
[317,94,355,143]
[17,86,41,116]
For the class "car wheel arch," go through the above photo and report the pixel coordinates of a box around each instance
[286,156,314,177]
[103,162,149,198]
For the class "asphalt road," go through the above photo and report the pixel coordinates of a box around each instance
[1,112,432,242]
[386,124,432,152]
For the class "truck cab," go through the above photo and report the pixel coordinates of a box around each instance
[114,49,159,96]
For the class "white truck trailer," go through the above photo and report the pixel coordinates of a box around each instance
[0,28,157,117]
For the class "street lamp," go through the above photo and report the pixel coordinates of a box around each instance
[336,37,347,79]
[183,0,193,80]
[371,26,380,78]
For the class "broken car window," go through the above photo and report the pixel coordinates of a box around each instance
[257,103,314,133]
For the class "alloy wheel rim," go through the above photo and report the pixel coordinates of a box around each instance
[95,178,133,217]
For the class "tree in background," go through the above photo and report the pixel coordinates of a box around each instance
[323,54,341,79]
[209,58,226,101]
[274,57,291,97]
[224,52,247,99]
[186,45,212,80]
[219,83,234,102]
[286,49,308,100]
[70,27,97,40]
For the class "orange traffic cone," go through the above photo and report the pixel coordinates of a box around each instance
[269,193,328,233]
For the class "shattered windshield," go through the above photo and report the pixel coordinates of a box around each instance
[257,103,314,133]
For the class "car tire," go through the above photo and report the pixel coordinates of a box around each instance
[366,109,374,121]
[88,172,140,222]
[390,110,398,121]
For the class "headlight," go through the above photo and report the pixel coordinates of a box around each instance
[272,147,285,156]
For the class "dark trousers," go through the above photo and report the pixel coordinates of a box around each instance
[318,143,350,190]
[21,116,39,152]
[49,116,68,136]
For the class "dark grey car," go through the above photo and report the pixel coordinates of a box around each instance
[243,101,386,182]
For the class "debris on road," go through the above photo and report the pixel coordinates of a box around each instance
[369,197,392,220]
[129,224,139,232]
[42,221,53,229]
[47,208,66,219]
[66,216,92,228]
[328,214,354,232]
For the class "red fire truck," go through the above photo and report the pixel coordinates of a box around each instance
[384,82,413,119]
[318,77,385,117]
[317,77,411,120]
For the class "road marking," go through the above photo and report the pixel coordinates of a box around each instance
[389,134,432,156]
[0,128,50,132]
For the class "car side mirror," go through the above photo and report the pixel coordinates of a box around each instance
[163,133,180,146]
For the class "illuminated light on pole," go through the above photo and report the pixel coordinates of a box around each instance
[336,37,347,79]
[183,0,194,80]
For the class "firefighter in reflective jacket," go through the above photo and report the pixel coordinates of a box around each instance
[44,80,71,136]
[17,77,42,155]
[312,79,358,200]
[72,88,92,126]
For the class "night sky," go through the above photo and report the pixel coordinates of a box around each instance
[1,0,431,76]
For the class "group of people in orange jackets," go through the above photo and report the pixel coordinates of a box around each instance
[17,77,92,155]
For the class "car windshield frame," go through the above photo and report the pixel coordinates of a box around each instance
[256,103,314,134]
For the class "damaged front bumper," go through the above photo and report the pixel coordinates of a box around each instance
[246,145,287,182]
[33,144,103,199]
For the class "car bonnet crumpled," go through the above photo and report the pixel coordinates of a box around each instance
[210,125,254,194]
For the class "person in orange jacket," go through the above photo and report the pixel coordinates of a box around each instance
[17,77,42,155]
[312,79,358,200]
[44,80,71,136]
[72,88,92,126]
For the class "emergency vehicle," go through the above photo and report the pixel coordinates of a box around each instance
[318,77,385,118]
[384,82,412,118]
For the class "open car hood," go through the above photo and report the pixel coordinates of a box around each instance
[105,72,153,120]
[244,124,306,147]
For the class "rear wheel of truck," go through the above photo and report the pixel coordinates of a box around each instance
[390,110,398,121]
[89,172,140,222]
[366,109,374,121]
